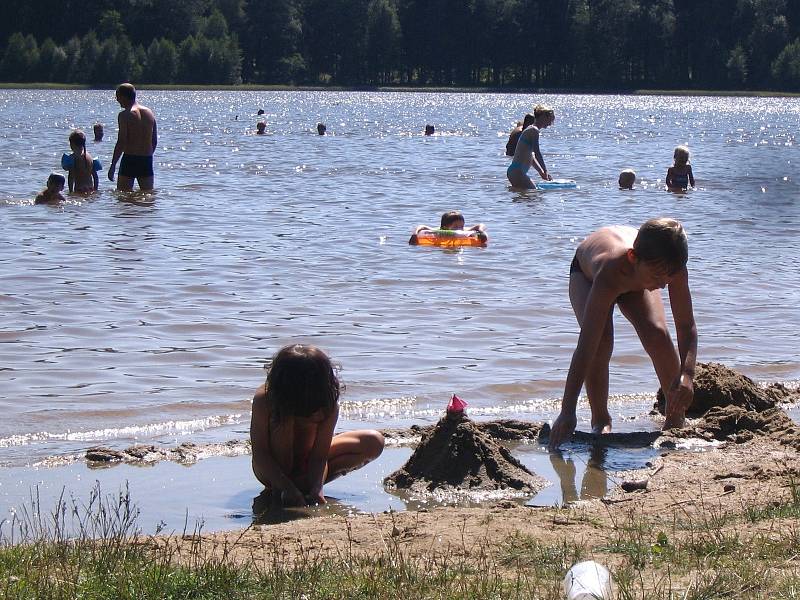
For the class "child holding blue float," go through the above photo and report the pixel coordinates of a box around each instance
[62,130,101,193]
[409,211,488,247]
[665,145,695,191]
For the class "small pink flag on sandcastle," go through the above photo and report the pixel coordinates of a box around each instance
[447,394,468,414]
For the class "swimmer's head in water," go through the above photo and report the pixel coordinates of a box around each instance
[619,169,636,189]
[93,123,103,140]
[47,173,65,190]
[317,123,326,135]
[673,145,690,166]
[115,83,136,106]
[263,344,340,422]
[533,104,555,127]
[440,210,465,230]
[69,129,87,153]
[632,217,688,276]
[425,125,435,135]
[256,121,266,134]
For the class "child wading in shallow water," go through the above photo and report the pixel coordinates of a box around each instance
[665,145,695,191]
[250,344,384,506]
[35,173,66,204]
[548,218,698,450]
[63,130,100,193]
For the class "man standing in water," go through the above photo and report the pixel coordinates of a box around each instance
[108,83,158,191]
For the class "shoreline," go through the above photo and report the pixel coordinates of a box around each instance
[2,82,799,98]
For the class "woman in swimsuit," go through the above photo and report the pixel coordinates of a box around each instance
[665,145,695,192]
[506,104,555,189]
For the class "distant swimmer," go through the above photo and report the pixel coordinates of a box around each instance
[317,123,327,135]
[409,210,487,245]
[63,129,100,193]
[35,173,65,205]
[257,109,265,116]
[548,218,697,450]
[619,169,636,190]
[665,145,695,192]
[250,344,384,506]
[505,113,534,156]
[506,104,555,189]
[93,123,104,142]
[256,121,266,135]
[108,83,158,191]
[424,124,435,136]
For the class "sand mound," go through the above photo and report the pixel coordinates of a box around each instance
[384,412,547,498]
[656,362,797,417]
[687,405,800,450]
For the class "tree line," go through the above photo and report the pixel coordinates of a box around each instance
[2,0,800,90]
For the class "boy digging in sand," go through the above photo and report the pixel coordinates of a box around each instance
[548,218,697,450]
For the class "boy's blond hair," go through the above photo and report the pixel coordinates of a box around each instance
[633,217,688,275]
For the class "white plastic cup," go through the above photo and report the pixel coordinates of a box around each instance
[563,560,612,600]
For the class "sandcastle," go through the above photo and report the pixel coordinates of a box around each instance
[384,396,547,499]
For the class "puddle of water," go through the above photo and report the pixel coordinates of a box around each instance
[0,436,665,537]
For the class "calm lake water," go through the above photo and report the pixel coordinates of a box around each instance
[1,90,799,532]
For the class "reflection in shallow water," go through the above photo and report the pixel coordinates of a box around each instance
[549,445,609,502]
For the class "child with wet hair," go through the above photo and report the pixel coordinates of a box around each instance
[409,210,487,244]
[63,129,100,193]
[549,217,697,449]
[35,173,66,204]
[250,344,384,506]
[619,169,636,190]
[665,145,695,191]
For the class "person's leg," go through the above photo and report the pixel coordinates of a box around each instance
[569,272,614,432]
[116,175,135,191]
[507,165,536,189]
[136,176,154,191]
[324,430,385,482]
[617,290,682,427]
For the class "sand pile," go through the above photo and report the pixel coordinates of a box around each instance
[384,404,547,498]
[656,362,798,417]
[685,405,800,450]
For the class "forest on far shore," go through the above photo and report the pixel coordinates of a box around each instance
[2,0,800,91]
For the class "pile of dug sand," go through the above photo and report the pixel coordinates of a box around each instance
[384,409,547,499]
[656,362,798,417]
[684,405,800,450]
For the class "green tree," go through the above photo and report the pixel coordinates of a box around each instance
[144,38,180,83]
[38,38,67,81]
[726,44,748,86]
[98,10,126,39]
[365,0,402,84]
[772,38,800,89]
[0,33,40,82]
[244,0,304,82]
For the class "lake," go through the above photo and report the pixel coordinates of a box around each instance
[1,90,798,532]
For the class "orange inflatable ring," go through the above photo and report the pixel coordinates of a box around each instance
[413,229,487,247]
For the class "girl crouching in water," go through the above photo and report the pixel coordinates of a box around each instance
[250,344,385,506]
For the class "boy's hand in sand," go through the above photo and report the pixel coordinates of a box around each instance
[548,411,577,450]
[664,373,693,429]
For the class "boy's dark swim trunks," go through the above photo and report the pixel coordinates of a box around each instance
[119,154,154,178]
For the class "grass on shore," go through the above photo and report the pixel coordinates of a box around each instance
[1,481,800,599]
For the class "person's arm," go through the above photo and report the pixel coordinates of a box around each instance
[67,169,75,193]
[666,268,697,419]
[249,385,305,505]
[92,169,99,191]
[108,113,127,181]
[530,130,551,180]
[151,118,158,153]
[409,224,432,244]
[305,404,338,505]
[548,275,618,450]
[687,166,695,188]
[665,167,674,188]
